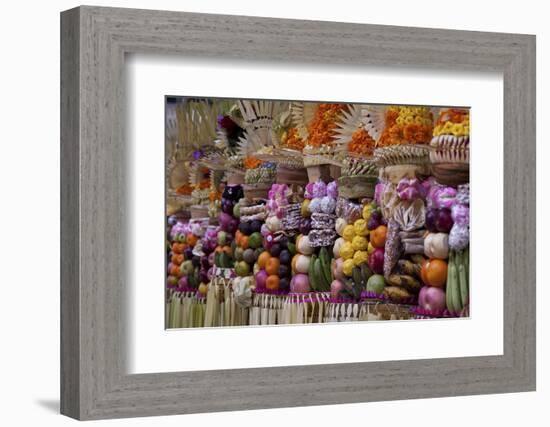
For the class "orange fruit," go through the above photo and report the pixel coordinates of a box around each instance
[258,251,271,269]
[171,254,184,265]
[215,245,224,254]
[420,260,430,285]
[265,257,280,276]
[240,235,249,250]
[172,243,183,254]
[425,258,448,288]
[222,246,232,256]
[370,225,388,248]
[186,233,198,247]
[235,230,243,246]
[169,264,181,276]
[266,275,280,291]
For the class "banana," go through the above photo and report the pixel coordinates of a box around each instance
[410,254,426,265]
[396,259,421,278]
[386,274,421,293]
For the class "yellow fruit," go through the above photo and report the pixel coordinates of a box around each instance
[343,259,355,277]
[353,250,369,266]
[340,242,355,260]
[353,219,368,236]
[351,235,368,251]
[343,225,356,242]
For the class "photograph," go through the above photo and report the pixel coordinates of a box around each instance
[165,98,471,328]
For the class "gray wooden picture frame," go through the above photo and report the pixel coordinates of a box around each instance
[60,5,536,420]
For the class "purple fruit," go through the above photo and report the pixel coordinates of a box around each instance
[199,269,209,284]
[184,247,194,260]
[208,252,215,266]
[367,215,381,231]
[200,256,210,270]
[226,218,239,235]
[435,208,453,233]
[221,198,234,214]
[425,209,438,232]
[219,212,233,231]
[255,269,268,291]
[178,276,188,288]
[270,243,282,258]
[278,264,291,278]
[279,277,290,291]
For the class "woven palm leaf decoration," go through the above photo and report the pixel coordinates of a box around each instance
[333,104,366,151]
[290,101,318,141]
[236,100,288,150]
[361,105,385,142]
[175,100,220,159]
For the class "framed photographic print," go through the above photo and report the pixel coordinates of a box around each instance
[61,6,536,420]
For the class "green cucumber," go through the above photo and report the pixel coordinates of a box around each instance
[446,251,456,313]
[458,250,469,308]
[449,252,462,313]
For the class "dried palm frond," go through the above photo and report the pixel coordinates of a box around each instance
[290,101,318,141]
[236,100,289,154]
[333,104,365,151]
[362,105,385,142]
[175,100,220,159]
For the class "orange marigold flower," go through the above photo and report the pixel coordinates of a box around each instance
[284,127,305,150]
[307,103,346,147]
[175,184,193,195]
[243,156,263,169]
[349,128,375,156]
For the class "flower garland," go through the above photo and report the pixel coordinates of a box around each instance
[306,103,346,147]
[378,106,433,146]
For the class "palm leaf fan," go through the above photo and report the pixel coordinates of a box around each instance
[333,104,365,152]
[237,100,285,155]
[175,100,219,159]
[361,105,385,142]
[290,101,318,141]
